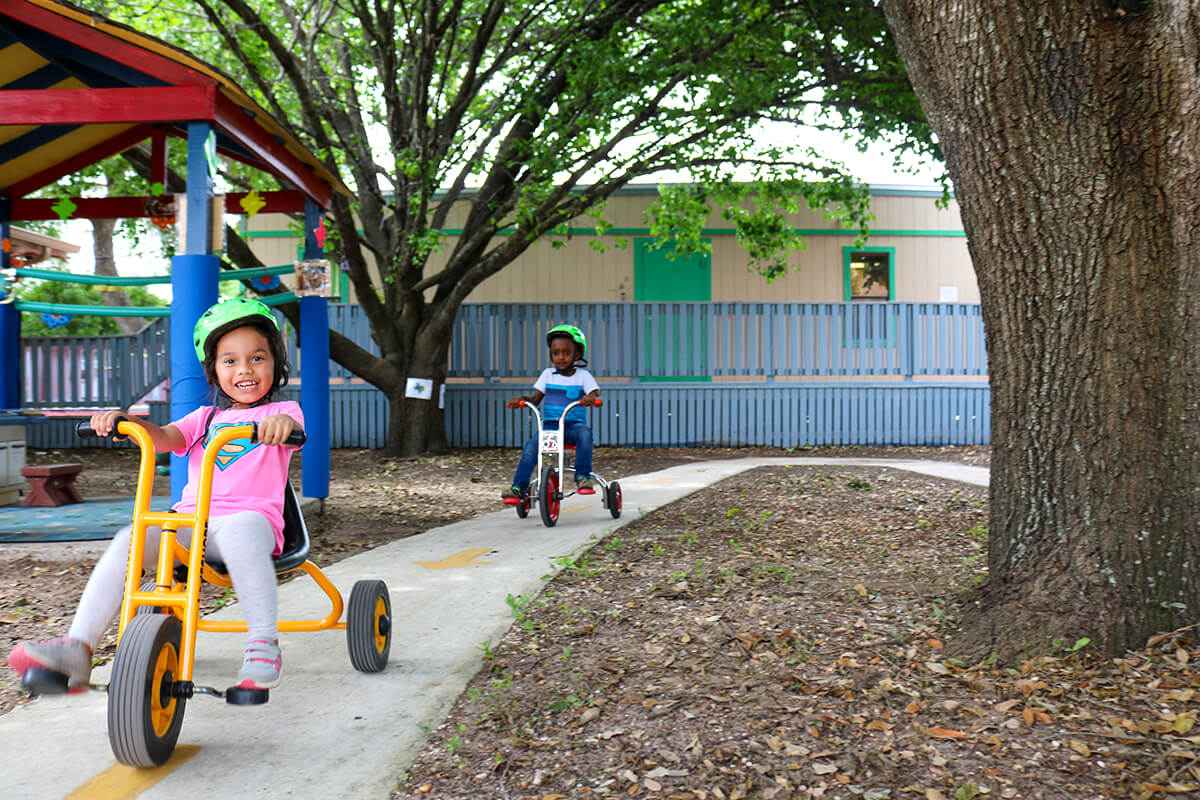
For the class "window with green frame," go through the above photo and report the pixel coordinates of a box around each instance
[843,246,895,301]
[842,246,895,346]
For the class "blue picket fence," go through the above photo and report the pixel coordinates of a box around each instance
[449,302,987,378]
[22,301,991,449]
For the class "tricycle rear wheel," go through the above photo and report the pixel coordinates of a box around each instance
[606,481,622,519]
[347,580,392,672]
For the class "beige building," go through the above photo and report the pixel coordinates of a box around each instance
[241,184,975,305]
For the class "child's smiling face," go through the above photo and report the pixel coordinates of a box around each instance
[549,335,578,373]
[214,325,275,408]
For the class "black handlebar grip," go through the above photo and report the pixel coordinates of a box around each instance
[75,414,130,440]
[249,422,307,447]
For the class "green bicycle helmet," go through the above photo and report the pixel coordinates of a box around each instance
[193,298,279,362]
[546,323,587,359]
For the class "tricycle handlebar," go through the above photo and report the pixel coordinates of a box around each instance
[76,419,306,447]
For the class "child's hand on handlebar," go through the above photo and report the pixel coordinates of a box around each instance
[90,409,130,437]
[257,414,300,446]
[506,396,526,409]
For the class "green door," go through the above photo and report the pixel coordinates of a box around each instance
[634,239,711,381]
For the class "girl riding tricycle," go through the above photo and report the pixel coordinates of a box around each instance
[8,299,393,767]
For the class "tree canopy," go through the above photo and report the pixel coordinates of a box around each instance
[80,0,934,453]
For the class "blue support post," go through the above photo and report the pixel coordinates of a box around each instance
[170,123,219,501]
[0,197,17,409]
[299,198,330,499]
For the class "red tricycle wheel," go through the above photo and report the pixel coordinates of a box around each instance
[539,466,560,527]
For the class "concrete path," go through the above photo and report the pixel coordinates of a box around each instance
[0,458,987,799]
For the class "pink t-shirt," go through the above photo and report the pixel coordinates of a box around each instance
[170,400,304,555]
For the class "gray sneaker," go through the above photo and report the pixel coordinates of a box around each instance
[9,637,93,687]
[236,639,282,689]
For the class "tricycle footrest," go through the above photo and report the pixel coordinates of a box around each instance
[21,667,70,696]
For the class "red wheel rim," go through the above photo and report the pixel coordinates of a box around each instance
[547,470,560,520]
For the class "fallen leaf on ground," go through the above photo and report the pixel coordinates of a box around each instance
[928,727,968,739]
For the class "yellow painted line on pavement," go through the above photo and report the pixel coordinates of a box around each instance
[65,745,200,800]
[412,547,494,570]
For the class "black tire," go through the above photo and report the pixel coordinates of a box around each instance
[515,489,530,519]
[135,579,167,615]
[539,466,560,527]
[108,614,187,767]
[607,481,622,519]
[347,580,391,672]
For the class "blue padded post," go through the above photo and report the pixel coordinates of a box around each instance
[170,123,218,502]
[299,198,329,498]
[0,197,16,410]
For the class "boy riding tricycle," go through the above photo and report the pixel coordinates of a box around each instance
[501,324,622,527]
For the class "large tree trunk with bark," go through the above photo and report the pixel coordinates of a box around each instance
[880,0,1200,660]
[383,330,451,455]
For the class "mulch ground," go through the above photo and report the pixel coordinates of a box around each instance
[391,461,1200,800]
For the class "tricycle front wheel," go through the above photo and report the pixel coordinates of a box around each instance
[108,614,187,767]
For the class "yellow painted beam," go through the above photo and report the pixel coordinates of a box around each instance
[0,43,48,85]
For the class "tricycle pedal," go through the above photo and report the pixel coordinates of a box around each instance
[225,685,270,705]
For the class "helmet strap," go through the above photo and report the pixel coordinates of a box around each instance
[210,384,273,409]
[552,357,587,376]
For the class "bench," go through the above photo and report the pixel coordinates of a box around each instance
[20,463,84,507]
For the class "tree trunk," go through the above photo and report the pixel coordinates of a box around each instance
[91,218,145,334]
[381,325,451,456]
[880,0,1200,660]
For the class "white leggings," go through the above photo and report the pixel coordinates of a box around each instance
[68,510,279,648]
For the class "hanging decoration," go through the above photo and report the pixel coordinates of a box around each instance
[40,312,72,328]
[51,197,77,220]
[240,189,266,217]
[295,259,330,297]
[145,195,176,231]
[144,180,175,230]
[251,273,281,291]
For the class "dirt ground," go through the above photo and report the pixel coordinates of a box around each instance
[4,444,1199,800]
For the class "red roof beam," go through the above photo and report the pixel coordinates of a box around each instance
[0,86,216,125]
[214,95,333,210]
[10,189,311,221]
[11,195,160,220]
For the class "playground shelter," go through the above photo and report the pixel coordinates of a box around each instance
[0,0,352,499]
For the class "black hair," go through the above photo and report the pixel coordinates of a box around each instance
[200,316,291,408]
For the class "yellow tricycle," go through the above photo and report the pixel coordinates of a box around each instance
[21,419,393,768]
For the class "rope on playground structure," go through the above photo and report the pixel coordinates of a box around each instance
[10,292,298,316]
[0,264,298,315]
[3,263,295,286]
